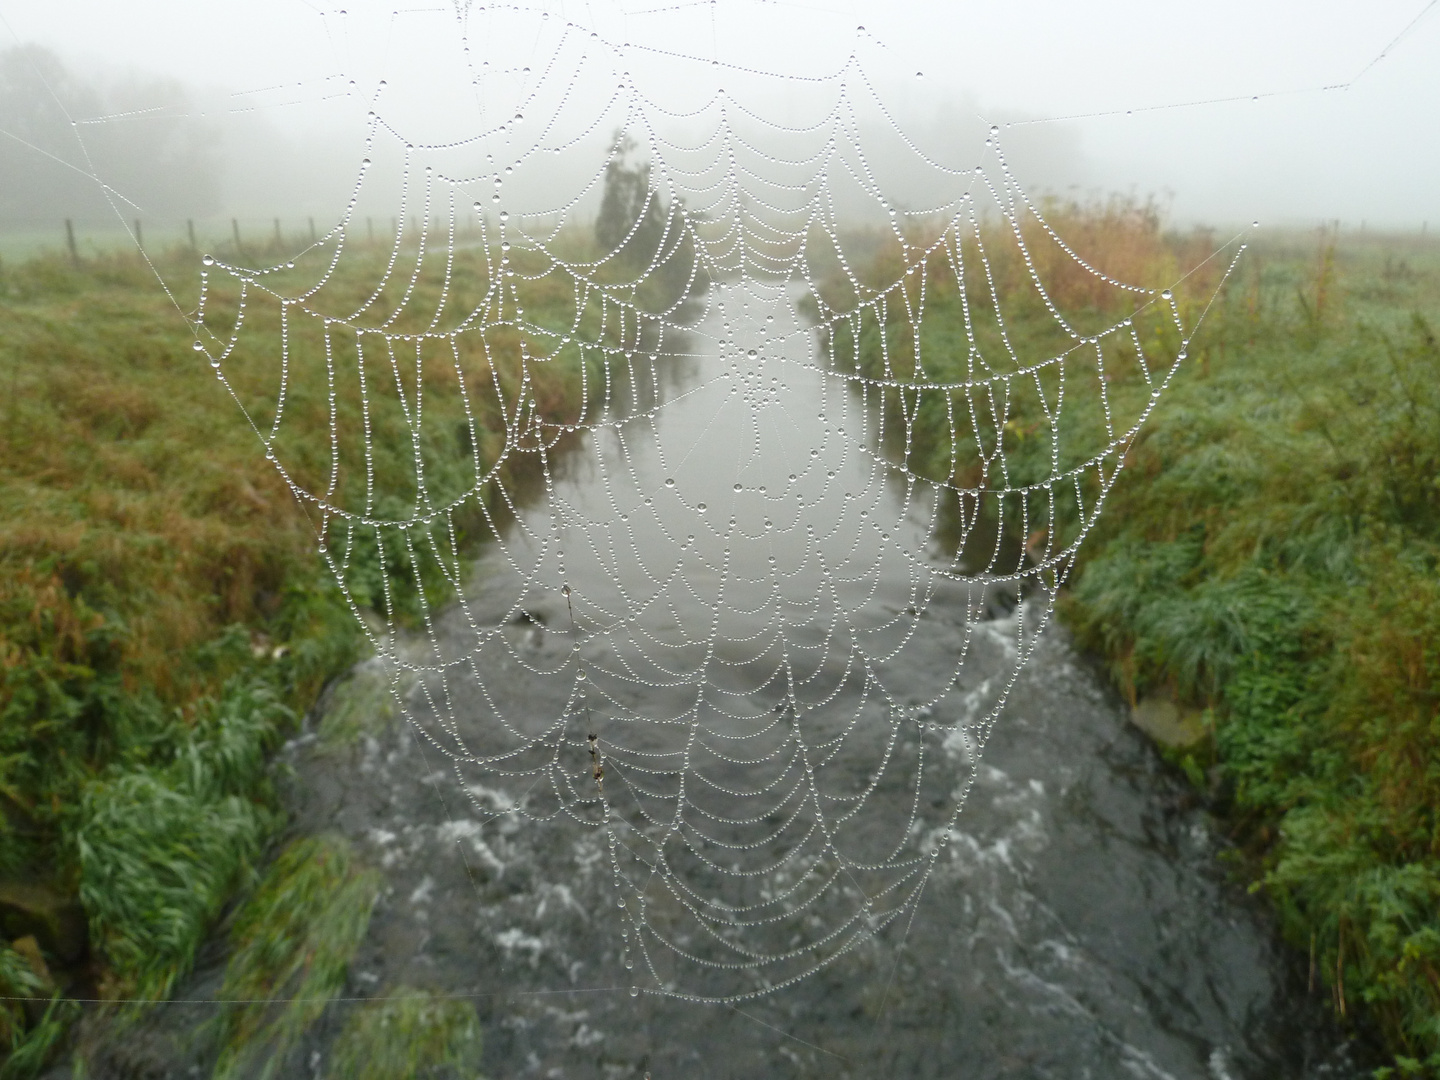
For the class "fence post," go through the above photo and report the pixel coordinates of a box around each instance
[309,217,316,243]
[368,216,374,243]
[65,218,78,264]
[134,219,143,250]
[187,219,197,251]
[274,217,282,248]
[232,218,242,253]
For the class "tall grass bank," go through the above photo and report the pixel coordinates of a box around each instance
[0,239,604,1073]
[833,208,1440,1076]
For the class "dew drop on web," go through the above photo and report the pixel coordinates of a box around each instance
[190,15,1251,1011]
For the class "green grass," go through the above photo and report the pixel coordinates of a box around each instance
[0,942,52,1080]
[211,834,383,1080]
[0,996,76,1080]
[839,212,1440,1075]
[328,987,484,1080]
[1065,254,1440,1075]
[75,672,290,1002]
[0,233,612,1071]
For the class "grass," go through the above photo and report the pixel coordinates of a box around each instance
[75,673,290,1003]
[812,198,1222,578]
[1065,242,1440,1076]
[327,987,484,1080]
[210,834,383,1080]
[0,227,622,1071]
[836,208,1440,1076]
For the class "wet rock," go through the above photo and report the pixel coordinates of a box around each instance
[1131,695,1208,750]
[0,882,87,964]
[10,935,52,987]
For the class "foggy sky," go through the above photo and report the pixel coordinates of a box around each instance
[1,0,1436,231]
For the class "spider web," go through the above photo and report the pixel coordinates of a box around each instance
[193,4,1245,1005]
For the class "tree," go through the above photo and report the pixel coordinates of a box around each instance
[595,132,664,263]
[0,46,219,227]
[594,131,708,303]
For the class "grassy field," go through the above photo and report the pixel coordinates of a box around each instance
[4,205,1435,1075]
[1067,230,1440,1078]
[827,209,1440,1077]
[0,225,674,1074]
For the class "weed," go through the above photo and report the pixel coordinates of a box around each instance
[0,943,44,1049]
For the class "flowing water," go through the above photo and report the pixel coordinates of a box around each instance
[93,282,1368,1078]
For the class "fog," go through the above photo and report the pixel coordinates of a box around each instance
[1,0,1436,236]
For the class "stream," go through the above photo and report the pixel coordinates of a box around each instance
[96,279,1366,1079]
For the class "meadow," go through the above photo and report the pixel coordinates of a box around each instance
[0,221,691,1074]
[827,209,1440,1077]
[1,204,1435,1076]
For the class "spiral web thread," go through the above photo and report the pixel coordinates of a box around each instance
[193,6,1245,1006]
